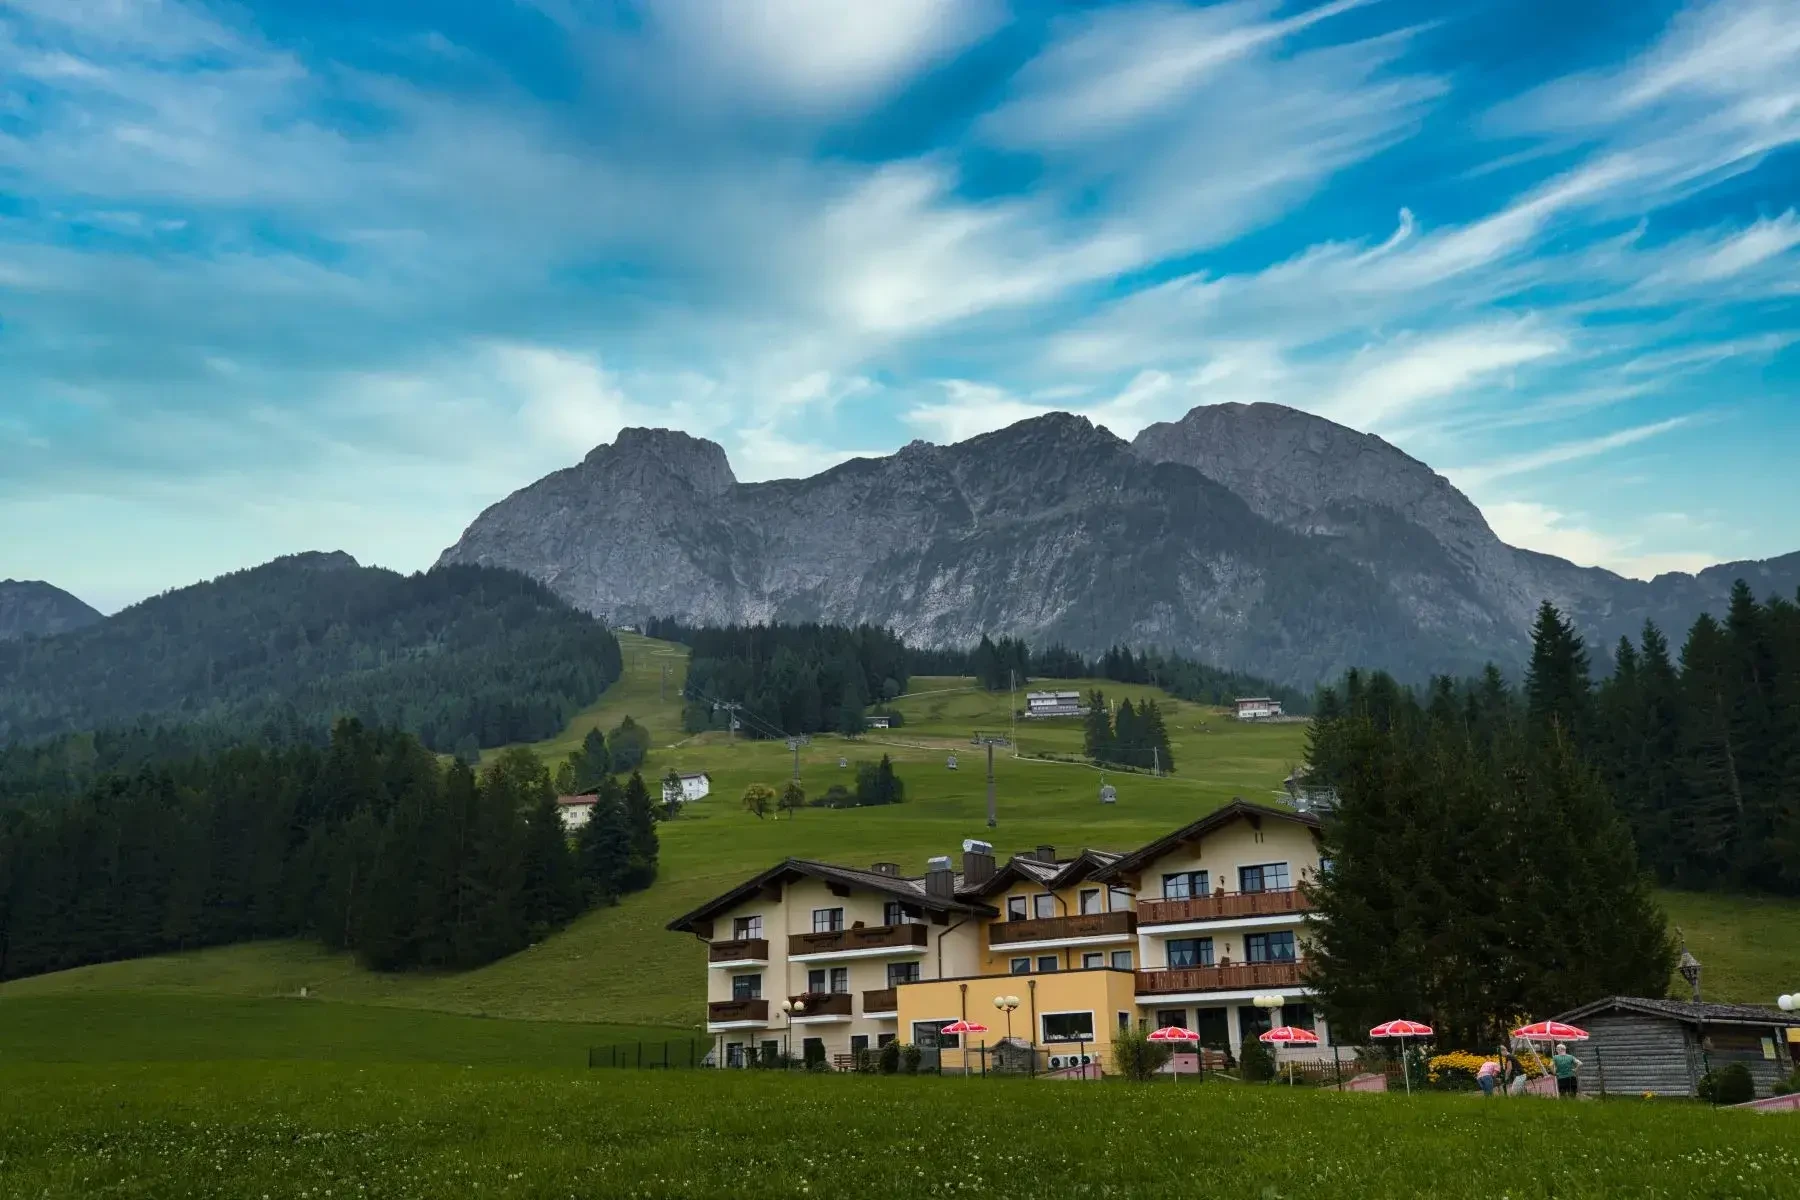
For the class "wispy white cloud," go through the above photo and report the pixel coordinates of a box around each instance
[1446,417,1689,489]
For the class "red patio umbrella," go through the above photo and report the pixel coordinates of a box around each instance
[1368,1019,1435,1095]
[1260,1025,1321,1085]
[1511,1020,1588,1042]
[1147,1025,1200,1043]
[940,1020,989,1078]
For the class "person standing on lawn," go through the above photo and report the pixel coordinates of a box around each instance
[1476,1056,1502,1097]
[1552,1042,1581,1098]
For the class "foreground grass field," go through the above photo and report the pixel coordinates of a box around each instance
[1,1064,1794,1200]
[5,633,1797,1028]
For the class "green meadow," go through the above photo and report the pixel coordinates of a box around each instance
[1,1064,1795,1200]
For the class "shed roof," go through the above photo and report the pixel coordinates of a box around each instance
[1556,996,1800,1029]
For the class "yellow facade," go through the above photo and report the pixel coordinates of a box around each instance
[895,967,1141,1072]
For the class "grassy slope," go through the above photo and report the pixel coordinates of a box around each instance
[5,635,1796,1030]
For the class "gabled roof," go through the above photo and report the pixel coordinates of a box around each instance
[955,853,1065,899]
[1047,849,1123,890]
[556,794,598,807]
[665,858,995,933]
[1556,996,1799,1029]
[1093,798,1321,880]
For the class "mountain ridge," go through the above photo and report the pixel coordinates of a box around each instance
[0,580,103,642]
[439,403,1800,685]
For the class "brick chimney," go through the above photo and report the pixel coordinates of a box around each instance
[925,855,955,899]
[1036,844,1057,863]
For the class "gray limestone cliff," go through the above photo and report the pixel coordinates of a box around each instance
[0,580,103,641]
[440,406,1800,684]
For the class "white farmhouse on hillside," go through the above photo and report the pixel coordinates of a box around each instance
[1234,697,1284,720]
[557,794,598,831]
[663,772,711,806]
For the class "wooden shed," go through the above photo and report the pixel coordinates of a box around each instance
[1553,997,1800,1098]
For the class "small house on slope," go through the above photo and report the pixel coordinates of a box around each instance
[1552,996,1800,1098]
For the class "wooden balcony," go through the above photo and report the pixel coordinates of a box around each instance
[789,991,853,1017]
[788,923,929,957]
[708,937,769,963]
[861,988,898,1015]
[989,910,1137,947]
[708,998,769,1023]
[1135,960,1304,995]
[1137,888,1311,926]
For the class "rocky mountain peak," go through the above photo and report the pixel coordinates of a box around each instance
[588,427,736,495]
[0,579,104,641]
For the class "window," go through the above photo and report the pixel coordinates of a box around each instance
[914,1020,959,1049]
[759,1040,779,1063]
[1036,955,1059,973]
[850,1034,869,1054]
[802,1037,824,1064]
[1108,885,1133,912]
[1033,894,1056,920]
[1284,1003,1316,1031]
[1118,1012,1132,1031]
[1078,888,1101,915]
[1237,1004,1273,1041]
[807,968,827,993]
[1167,937,1214,968]
[887,961,920,986]
[812,907,844,933]
[1009,957,1031,975]
[1081,952,1105,969]
[829,967,849,994]
[1239,863,1290,893]
[1161,870,1209,900]
[1111,949,1133,970]
[1317,858,1334,876]
[1194,1007,1230,1048]
[732,973,761,1001]
[732,915,762,940]
[725,1042,745,1068]
[1245,931,1297,963]
[884,900,921,926]
[1007,896,1028,921]
[876,1033,896,1047]
[1041,1011,1095,1043]
[1155,1008,1188,1031]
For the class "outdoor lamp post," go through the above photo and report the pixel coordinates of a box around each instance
[993,994,1020,1044]
[1777,993,1795,1012]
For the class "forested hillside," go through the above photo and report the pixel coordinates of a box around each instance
[1308,581,1800,899]
[0,554,622,754]
[0,720,660,982]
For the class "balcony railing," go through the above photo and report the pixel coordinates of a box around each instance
[1137,888,1311,926]
[862,988,898,1014]
[1135,960,1304,995]
[708,998,770,1023]
[788,923,929,957]
[989,910,1137,947]
[708,937,769,963]
[789,991,853,1017]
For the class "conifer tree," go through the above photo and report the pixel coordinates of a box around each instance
[1082,691,1113,763]
[1525,601,1592,745]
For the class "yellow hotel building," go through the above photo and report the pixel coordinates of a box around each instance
[666,799,1329,1071]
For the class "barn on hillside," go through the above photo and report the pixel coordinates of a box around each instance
[1552,996,1800,1098]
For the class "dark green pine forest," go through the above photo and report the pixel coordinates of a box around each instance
[1302,581,1800,1045]
[0,553,623,754]
[0,720,660,982]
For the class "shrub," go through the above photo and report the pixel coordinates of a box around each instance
[1110,1026,1172,1082]
[1772,1068,1799,1097]
[852,1047,876,1074]
[1238,1036,1275,1083]
[878,1039,901,1075]
[1698,1063,1755,1106]
[902,1043,923,1075]
[809,784,853,809]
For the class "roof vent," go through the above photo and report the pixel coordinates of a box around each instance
[1036,844,1057,863]
[927,855,952,872]
[870,862,901,877]
[961,838,993,855]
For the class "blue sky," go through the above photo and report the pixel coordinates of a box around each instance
[3,0,1797,612]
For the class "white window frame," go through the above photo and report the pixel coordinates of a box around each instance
[1040,1009,1097,1044]
[731,972,762,1000]
[1081,951,1105,969]
[812,907,844,933]
[1110,949,1133,970]
[1032,893,1056,920]
[1006,895,1029,921]
[1009,957,1031,975]
[1107,885,1132,912]
[1078,888,1101,915]
[732,915,763,940]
